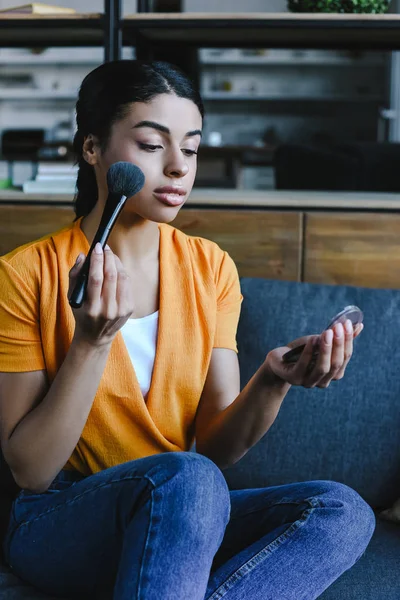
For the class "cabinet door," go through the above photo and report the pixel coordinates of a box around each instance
[173,209,302,280]
[304,212,400,289]
[0,205,302,282]
[0,205,75,255]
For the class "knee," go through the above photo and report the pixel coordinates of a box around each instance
[310,481,375,564]
[151,452,231,526]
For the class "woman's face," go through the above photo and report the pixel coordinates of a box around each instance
[93,93,202,223]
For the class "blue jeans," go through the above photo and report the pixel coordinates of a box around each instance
[3,452,375,600]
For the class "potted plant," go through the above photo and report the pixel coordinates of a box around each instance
[288,0,391,12]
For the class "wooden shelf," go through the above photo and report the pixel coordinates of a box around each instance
[0,12,399,51]
[124,12,400,50]
[0,90,77,100]
[202,92,382,102]
[0,14,103,47]
[200,57,384,66]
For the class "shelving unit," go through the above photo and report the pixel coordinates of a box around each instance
[200,57,385,66]
[1,12,400,54]
[0,6,399,289]
[0,47,135,103]
[0,90,77,100]
[0,47,130,65]
[125,13,400,51]
[202,92,383,102]
[0,14,104,48]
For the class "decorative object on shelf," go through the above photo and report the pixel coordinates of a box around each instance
[0,3,76,14]
[288,0,391,13]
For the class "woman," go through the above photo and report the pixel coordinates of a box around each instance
[0,60,374,600]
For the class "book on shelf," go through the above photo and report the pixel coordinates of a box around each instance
[37,162,77,175]
[0,3,76,14]
[36,174,77,182]
[23,179,76,194]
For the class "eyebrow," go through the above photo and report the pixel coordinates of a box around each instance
[132,120,202,138]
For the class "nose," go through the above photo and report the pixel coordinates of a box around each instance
[164,147,189,179]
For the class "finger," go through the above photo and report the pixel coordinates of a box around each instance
[304,329,333,387]
[292,335,319,383]
[112,251,124,269]
[86,243,104,311]
[112,252,134,317]
[318,323,344,387]
[334,319,354,380]
[68,253,85,297]
[286,335,315,350]
[102,244,118,318]
[116,268,133,318]
[353,322,364,339]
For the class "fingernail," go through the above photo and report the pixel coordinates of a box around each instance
[345,319,353,334]
[95,243,103,254]
[325,329,333,344]
[105,244,111,251]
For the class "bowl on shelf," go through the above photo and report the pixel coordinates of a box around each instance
[287,0,391,13]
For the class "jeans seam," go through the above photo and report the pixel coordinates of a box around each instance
[137,485,155,600]
[229,497,321,521]
[206,498,320,600]
[7,473,156,555]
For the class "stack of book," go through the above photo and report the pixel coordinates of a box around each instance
[23,162,77,194]
[0,3,77,15]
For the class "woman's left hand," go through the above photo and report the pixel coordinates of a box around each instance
[265,320,364,389]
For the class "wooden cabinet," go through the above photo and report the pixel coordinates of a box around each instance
[2,203,400,289]
[172,209,302,280]
[0,206,303,281]
[304,213,400,289]
[0,205,75,256]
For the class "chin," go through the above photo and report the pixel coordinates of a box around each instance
[151,211,181,225]
[147,204,185,224]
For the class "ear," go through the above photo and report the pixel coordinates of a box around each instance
[82,134,100,166]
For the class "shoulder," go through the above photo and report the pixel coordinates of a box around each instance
[0,219,77,286]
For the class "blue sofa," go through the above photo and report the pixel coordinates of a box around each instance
[1,277,399,598]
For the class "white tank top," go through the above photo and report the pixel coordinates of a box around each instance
[120,311,159,399]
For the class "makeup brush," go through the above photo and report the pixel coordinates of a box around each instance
[69,161,145,309]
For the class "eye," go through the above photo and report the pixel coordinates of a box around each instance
[138,143,163,152]
[182,149,198,157]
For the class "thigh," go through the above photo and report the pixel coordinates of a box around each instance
[4,453,185,598]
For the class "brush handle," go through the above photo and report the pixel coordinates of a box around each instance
[69,193,127,309]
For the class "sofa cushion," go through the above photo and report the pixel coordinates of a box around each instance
[226,278,400,509]
[320,520,400,599]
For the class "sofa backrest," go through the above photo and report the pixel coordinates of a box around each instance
[224,278,400,509]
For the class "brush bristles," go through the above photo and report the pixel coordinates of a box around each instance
[107,162,145,198]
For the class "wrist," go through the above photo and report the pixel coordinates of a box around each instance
[71,334,112,356]
[262,355,291,389]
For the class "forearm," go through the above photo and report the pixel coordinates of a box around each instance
[6,337,111,492]
[196,363,291,470]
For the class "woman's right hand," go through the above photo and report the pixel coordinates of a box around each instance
[68,242,134,348]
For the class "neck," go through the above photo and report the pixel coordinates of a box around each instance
[80,202,160,272]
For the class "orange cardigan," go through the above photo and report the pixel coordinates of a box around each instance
[0,217,242,476]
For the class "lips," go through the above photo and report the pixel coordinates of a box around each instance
[153,186,187,207]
